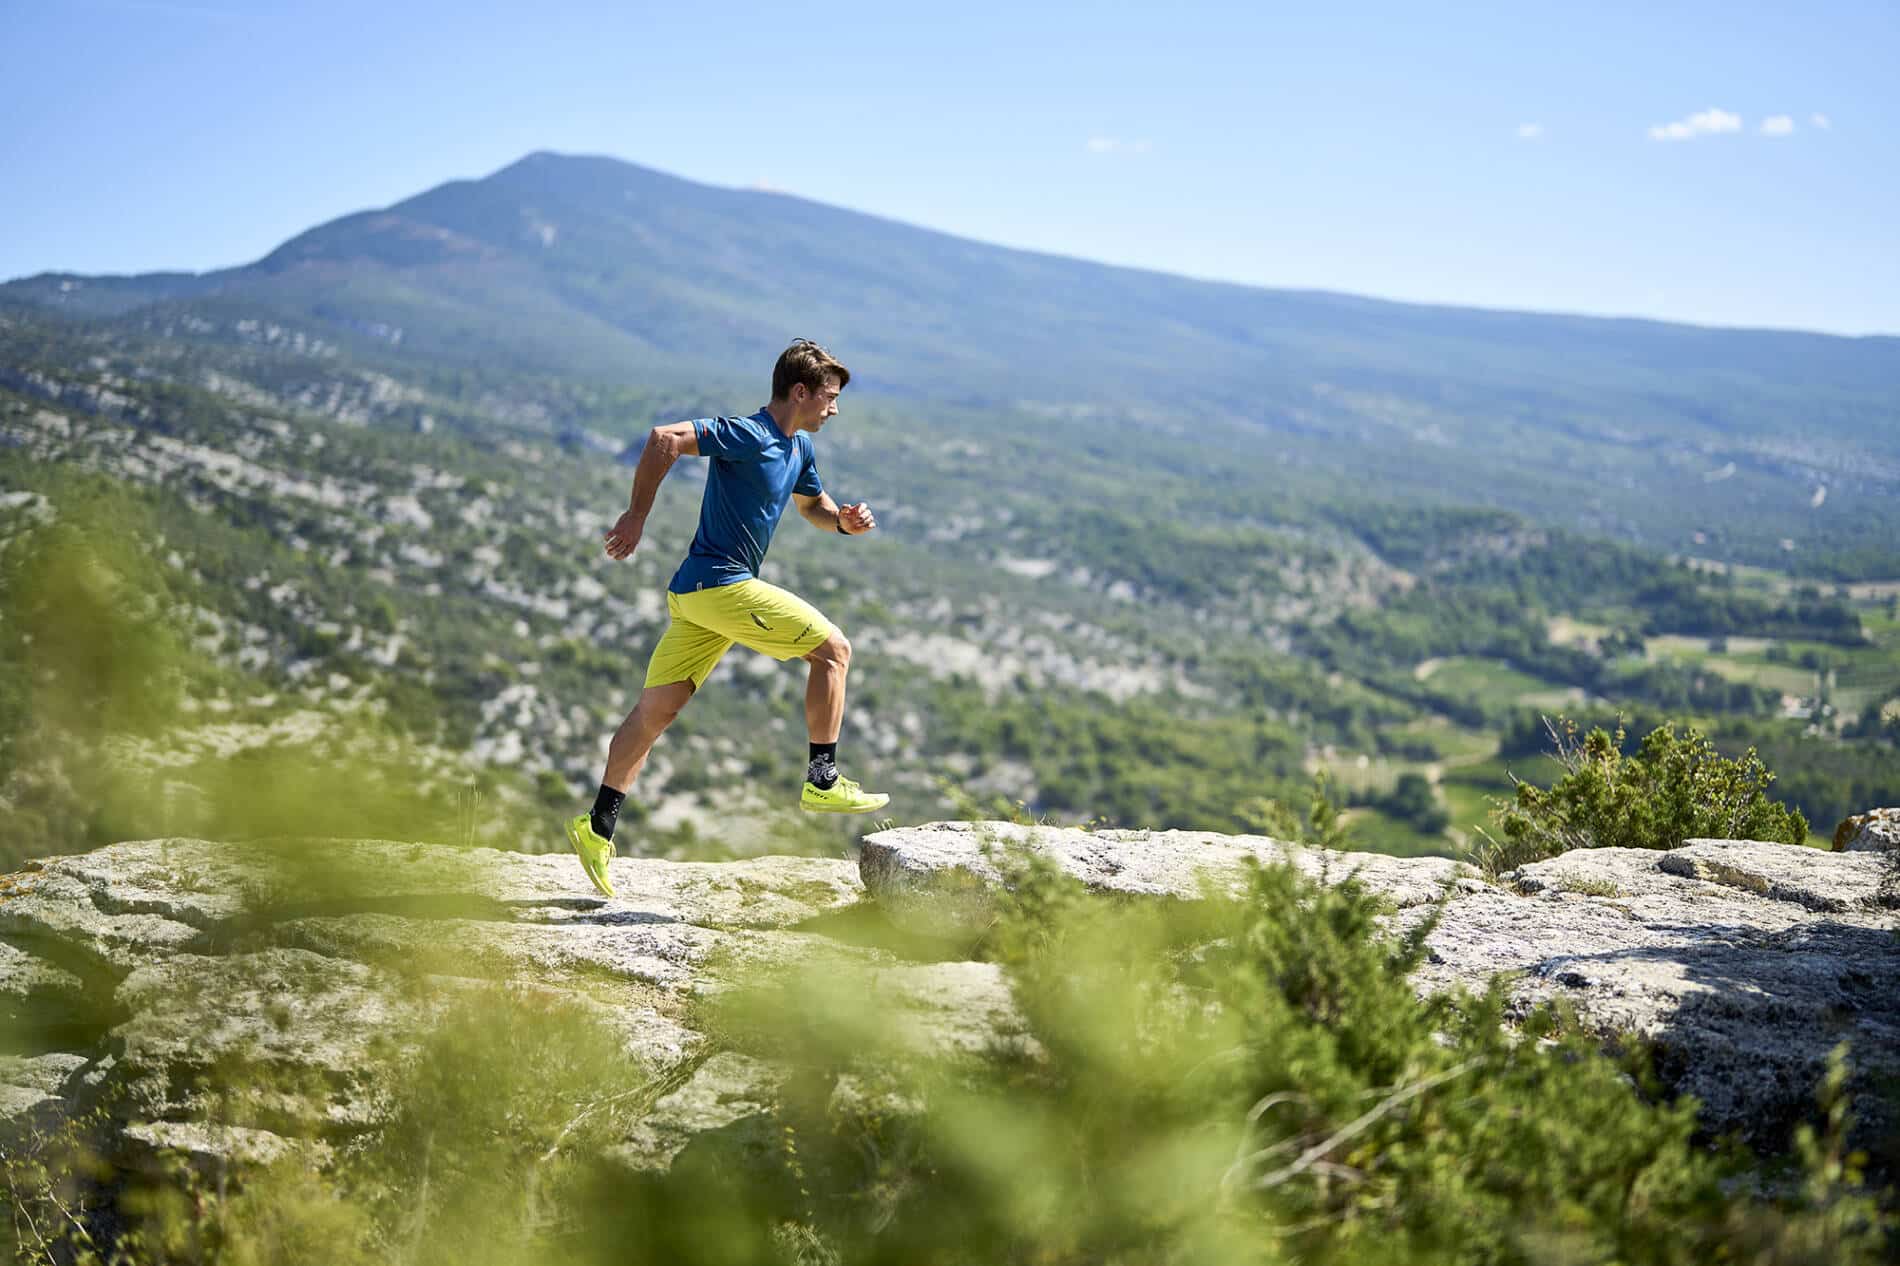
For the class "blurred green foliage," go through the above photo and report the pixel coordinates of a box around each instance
[0,477,541,865]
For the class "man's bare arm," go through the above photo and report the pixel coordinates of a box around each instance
[604,422,699,560]
[794,491,841,532]
[794,491,877,536]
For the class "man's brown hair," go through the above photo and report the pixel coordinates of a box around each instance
[771,338,850,400]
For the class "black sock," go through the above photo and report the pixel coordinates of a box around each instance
[590,784,626,841]
[807,742,839,790]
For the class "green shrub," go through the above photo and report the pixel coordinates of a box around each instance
[1478,716,1808,876]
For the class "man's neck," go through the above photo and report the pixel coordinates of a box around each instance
[763,402,797,437]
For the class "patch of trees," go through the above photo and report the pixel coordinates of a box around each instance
[1635,577,1865,644]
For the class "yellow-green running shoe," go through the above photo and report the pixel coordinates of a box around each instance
[800,775,890,815]
[565,813,616,898]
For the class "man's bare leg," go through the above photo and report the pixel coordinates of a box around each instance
[603,680,696,793]
[803,630,851,745]
[570,680,695,895]
[796,630,887,812]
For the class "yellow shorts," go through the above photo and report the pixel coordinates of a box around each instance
[643,578,835,691]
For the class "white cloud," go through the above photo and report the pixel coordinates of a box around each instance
[1647,107,1743,142]
[1760,115,1795,136]
[1515,123,1544,141]
[1085,137,1152,155]
[1810,112,1831,130]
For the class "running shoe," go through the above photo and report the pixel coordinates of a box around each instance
[800,775,890,815]
[565,813,616,898]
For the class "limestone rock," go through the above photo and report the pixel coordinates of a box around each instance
[612,1052,785,1173]
[0,837,913,1177]
[1421,842,1898,1147]
[115,948,413,1077]
[112,948,420,1134]
[10,837,861,939]
[1660,838,1897,912]
[0,863,209,972]
[859,820,1476,935]
[121,1120,334,1173]
[1833,807,1900,854]
[0,1053,90,1130]
[860,827,1897,1150]
[2,827,1893,1198]
[607,964,1034,1180]
[0,938,94,1041]
[860,960,1034,1060]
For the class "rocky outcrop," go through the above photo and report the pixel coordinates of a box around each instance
[1835,806,1900,854]
[862,823,1900,1151]
[1,823,1894,1185]
[0,839,890,1170]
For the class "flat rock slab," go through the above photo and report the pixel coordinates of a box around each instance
[554,854,864,931]
[114,948,414,1077]
[8,839,863,948]
[860,820,1476,935]
[1660,838,1897,913]
[262,842,865,931]
[266,912,849,1011]
[0,866,209,972]
[121,1120,335,1173]
[0,837,876,1164]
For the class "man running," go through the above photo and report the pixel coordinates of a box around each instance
[565,339,888,897]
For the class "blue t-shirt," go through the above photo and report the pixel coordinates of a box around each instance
[668,410,824,594]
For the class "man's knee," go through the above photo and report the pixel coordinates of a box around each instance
[634,681,695,730]
[807,629,851,669]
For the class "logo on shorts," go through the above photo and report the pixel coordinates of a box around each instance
[750,612,774,632]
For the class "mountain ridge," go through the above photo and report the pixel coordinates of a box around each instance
[7,149,1897,346]
[5,149,1898,576]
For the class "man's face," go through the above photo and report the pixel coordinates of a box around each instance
[794,376,843,432]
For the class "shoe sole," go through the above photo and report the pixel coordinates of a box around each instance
[800,795,891,815]
[565,819,616,898]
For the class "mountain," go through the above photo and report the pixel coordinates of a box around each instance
[9,151,1899,437]
[8,150,1900,576]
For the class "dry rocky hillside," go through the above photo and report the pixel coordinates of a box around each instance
[0,822,1895,1179]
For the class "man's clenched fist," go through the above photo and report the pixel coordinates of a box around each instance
[603,511,644,560]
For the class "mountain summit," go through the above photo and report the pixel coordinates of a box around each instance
[6,151,1898,463]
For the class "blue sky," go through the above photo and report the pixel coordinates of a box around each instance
[5,0,1896,334]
